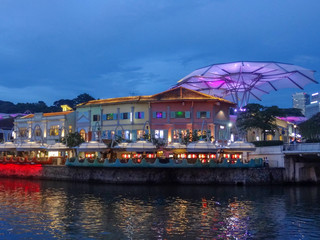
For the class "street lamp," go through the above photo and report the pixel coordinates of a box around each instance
[293,124,297,142]
[228,122,233,142]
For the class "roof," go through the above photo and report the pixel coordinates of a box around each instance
[150,87,234,105]
[77,95,153,107]
[21,111,74,119]
[78,87,235,107]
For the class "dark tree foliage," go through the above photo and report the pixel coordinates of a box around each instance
[236,104,284,141]
[281,108,304,117]
[73,93,95,105]
[0,93,95,113]
[298,112,320,142]
[60,132,85,157]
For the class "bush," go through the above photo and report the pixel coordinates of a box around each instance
[251,140,283,147]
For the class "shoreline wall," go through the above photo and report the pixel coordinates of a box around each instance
[0,165,285,184]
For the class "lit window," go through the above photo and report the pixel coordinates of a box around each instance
[106,113,115,120]
[175,111,185,118]
[156,112,163,118]
[80,129,86,140]
[49,126,60,136]
[155,130,164,139]
[137,130,144,139]
[19,128,27,137]
[69,125,72,133]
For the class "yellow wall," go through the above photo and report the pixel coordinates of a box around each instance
[101,103,149,131]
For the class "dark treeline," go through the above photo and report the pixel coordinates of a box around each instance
[0,93,95,114]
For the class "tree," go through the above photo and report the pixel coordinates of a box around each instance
[236,104,283,141]
[73,93,95,105]
[60,132,85,156]
[298,113,320,142]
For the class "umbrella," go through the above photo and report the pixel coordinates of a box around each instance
[174,61,318,108]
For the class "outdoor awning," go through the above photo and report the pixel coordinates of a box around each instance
[225,141,256,152]
[166,142,187,149]
[16,141,47,151]
[47,142,69,151]
[0,142,17,151]
[77,141,109,152]
[115,140,156,152]
[187,140,217,152]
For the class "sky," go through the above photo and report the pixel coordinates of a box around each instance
[0,0,320,108]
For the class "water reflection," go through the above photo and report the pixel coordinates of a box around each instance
[0,179,319,239]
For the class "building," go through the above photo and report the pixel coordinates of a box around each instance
[292,92,310,116]
[75,87,235,144]
[14,111,76,144]
[305,92,320,118]
[149,87,234,143]
[76,95,151,142]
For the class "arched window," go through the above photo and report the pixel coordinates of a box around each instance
[80,129,86,141]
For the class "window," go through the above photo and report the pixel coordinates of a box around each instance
[175,111,185,118]
[19,128,27,137]
[155,130,164,139]
[153,111,166,119]
[93,115,100,121]
[35,127,42,137]
[124,130,130,140]
[49,125,60,136]
[80,129,86,140]
[121,112,129,119]
[137,130,144,139]
[104,113,116,120]
[135,112,144,119]
[69,125,72,133]
[170,111,190,119]
[197,111,211,118]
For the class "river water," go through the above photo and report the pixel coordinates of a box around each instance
[0,179,319,240]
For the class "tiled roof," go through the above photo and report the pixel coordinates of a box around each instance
[78,87,235,107]
[21,111,74,119]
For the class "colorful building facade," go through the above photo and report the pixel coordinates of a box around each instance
[76,87,235,144]
[14,111,76,144]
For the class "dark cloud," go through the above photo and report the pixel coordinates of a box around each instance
[0,0,319,107]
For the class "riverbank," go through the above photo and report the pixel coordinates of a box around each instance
[0,164,285,184]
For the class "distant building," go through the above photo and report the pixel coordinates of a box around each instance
[292,92,310,116]
[305,92,320,118]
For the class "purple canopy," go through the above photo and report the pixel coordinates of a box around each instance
[174,61,317,108]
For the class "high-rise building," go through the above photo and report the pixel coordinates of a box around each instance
[292,92,310,116]
[305,92,320,118]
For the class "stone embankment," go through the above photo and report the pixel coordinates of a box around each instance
[0,165,285,185]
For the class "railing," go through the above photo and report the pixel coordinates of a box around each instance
[283,143,320,152]
[0,156,65,165]
[66,158,264,168]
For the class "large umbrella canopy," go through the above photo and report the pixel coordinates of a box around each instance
[174,61,317,108]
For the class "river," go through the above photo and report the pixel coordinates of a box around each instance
[0,178,319,239]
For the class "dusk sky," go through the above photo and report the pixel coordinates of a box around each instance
[0,0,320,108]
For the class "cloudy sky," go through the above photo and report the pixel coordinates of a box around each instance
[0,0,319,107]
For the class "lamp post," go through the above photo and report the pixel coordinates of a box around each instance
[228,122,233,142]
[293,124,297,142]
